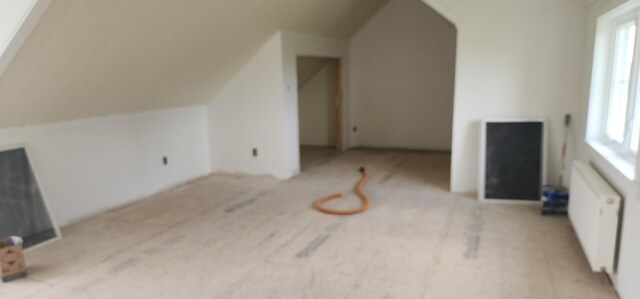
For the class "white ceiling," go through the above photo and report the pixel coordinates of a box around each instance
[0,0,389,129]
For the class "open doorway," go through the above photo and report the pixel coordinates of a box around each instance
[296,56,342,171]
[289,0,457,189]
[348,0,456,190]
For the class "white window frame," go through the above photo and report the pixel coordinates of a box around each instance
[601,13,639,160]
[588,2,640,180]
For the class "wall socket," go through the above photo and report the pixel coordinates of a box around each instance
[252,148,258,157]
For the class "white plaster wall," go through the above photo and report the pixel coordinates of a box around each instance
[350,0,456,151]
[420,0,587,192]
[208,32,348,179]
[298,62,338,146]
[208,33,290,178]
[0,106,211,226]
[576,1,640,298]
[281,32,350,176]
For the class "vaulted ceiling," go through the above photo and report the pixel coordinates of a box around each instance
[296,57,335,90]
[0,0,389,129]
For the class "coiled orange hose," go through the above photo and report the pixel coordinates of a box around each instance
[314,167,370,215]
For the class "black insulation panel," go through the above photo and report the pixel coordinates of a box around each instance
[484,122,543,201]
[0,148,57,248]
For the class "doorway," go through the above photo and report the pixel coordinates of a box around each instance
[296,56,342,170]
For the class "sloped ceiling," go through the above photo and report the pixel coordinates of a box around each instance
[296,57,335,90]
[0,0,389,129]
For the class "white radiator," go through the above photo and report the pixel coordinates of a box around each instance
[569,161,622,274]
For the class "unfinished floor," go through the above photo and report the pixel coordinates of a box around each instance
[3,148,617,299]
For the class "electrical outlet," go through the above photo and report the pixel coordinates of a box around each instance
[252,148,258,157]
[163,156,168,165]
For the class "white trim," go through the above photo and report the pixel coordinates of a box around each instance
[601,14,638,153]
[587,3,640,181]
[0,143,62,251]
[481,199,544,205]
[587,139,636,181]
[478,118,547,204]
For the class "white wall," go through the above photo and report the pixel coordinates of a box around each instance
[298,61,338,146]
[281,32,350,175]
[576,1,640,298]
[421,0,588,192]
[208,33,290,178]
[350,0,456,151]
[0,107,211,226]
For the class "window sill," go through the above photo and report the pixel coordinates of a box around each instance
[587,140,636,181]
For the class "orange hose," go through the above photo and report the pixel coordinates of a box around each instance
[314,167,370,215]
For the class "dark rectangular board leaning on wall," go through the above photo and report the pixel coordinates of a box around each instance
[479,119,546,202]
[0,146,60,249]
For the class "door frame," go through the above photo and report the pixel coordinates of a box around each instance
[295,56,344,151]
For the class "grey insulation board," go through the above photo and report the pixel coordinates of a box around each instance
[0,148,58,248]
[480,120,545,202]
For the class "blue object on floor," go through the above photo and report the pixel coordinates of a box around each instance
[542,185,569,216]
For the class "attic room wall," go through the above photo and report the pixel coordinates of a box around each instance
[208,34,289,178]
[0,107,210,226]
[209,32,348,179]
[350,0,456,151]
[576,1,640,298]
[427,0,588,192]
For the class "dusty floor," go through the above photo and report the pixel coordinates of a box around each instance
[3,148,617,299]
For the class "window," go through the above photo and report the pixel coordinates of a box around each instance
[605,19,638,158]
[588,5,640,179]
